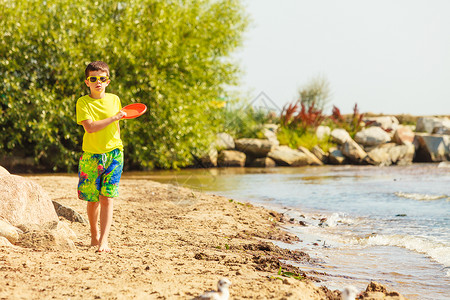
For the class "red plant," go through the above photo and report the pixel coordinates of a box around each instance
[330,105,345,124]
[280,101,325,131]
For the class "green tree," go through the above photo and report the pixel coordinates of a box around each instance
[298,75,331,111]
[0,0,248,171]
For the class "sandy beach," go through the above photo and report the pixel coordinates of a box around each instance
[0,175,406,299]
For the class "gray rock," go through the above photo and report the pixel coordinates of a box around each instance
[262,124,280,146]
[235,138,275,157]
[389,144,415,165]
[330,129,351,145]
[52,201,87,223]
[354,127,391,147]
[328,149,347,165]
[218,150,246,167]
[416,117,450,133]
[268,146,310,166]
[247,157,276,168]
[297,146,323,166]
[199,146,218,168]
[341,139,368,164]
[311,146,328,163]
[367,145,393,166]
[364,116,399,132]
[316,126,331,141]
[414,133,449,162]
[215,133,235,150]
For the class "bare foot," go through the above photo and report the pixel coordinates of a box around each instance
[97,243,112,253]
[90,236,100,247]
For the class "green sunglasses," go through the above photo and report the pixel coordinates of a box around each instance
[86,76,109,83]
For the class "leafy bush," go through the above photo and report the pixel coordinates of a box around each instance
[0,0,248,171]
[298,76,331,111]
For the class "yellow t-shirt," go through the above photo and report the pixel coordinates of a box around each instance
[76,93,123,154]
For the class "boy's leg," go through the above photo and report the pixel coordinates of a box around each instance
[98,195,114,252]
[87,201,101,246]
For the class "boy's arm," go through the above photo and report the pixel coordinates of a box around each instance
[81,111,127,133]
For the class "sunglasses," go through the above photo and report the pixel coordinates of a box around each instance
[87,76,109,83]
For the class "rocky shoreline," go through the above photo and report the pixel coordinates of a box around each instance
[0,168,410,299]
[200,116,450,169]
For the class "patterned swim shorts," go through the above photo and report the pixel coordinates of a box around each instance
[78,148,124,202]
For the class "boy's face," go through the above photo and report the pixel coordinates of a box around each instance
[85,70,110,96]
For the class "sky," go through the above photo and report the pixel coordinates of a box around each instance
[234,0,450,116]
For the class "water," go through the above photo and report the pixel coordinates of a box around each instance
[123,163,450,299]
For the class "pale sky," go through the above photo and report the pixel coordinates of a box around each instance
[235,0,450,116]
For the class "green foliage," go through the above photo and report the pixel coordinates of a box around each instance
[277,127,335,152]
[220,104,276,139]
[0,0,248,171]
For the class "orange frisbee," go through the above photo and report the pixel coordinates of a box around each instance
[121,103,147,119]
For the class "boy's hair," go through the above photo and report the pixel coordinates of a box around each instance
[85,61,110,78]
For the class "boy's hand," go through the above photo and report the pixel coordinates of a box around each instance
[116,110,127,120]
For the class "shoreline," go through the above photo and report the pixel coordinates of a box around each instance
[1,175,406,299]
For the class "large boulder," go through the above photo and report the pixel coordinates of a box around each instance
[328,149,347,165]
[311,146,328,163]
[393,125,415,145]
[199,146,218,168]
[364,116,399,132]
[215,133,235,150]
[330,129,351,145]
[354,126,391,147]
[389,144,415,165]
[0,175,59,227]
[0,166,9,176]
[217,150,246,167]
[235,138,275,157]
[367,144,393,166]
[268,146,310,166]
[247,157,276,168]
[341,139,368,164]
[416,117,450,133]
[52,201,87,223]
[315,125,331,141]
[297,146,323,166]
[414,133,449,162]
[262,124,280,146]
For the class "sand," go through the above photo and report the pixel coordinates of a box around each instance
[0,175,406,299]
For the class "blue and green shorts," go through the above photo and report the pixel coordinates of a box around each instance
[78,149,124,202]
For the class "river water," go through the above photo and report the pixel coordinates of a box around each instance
[123,163,450,299]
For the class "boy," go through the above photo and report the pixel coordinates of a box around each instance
[76,61,127,252]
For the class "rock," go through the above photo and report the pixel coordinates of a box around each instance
[0,236,15,247]
[52,201,87,223]
[416,117,450,133]
[0,166,9,176]
[297,146,323,165]
[0,175,59,227]
[364,116,399,132]
[235,138,275,157]
[0,219,22,244]
[268,146,310,166]
[215,133,235,150]
[361,281,406,299]
[393,125,415,145]
[199,146,218,168]
[217,150,246,167]
[311,146,328,163]
[330,129,351,145]
[328,149,347,165]
[17,221,75,250]
[341,139,368,164]
[247,157,276,168]
[316,126,331,140]
[367,144,393,166]
[354,126,391,147]
[389,144,415,165]
[414,133,450,162]
[262,124,280,146]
